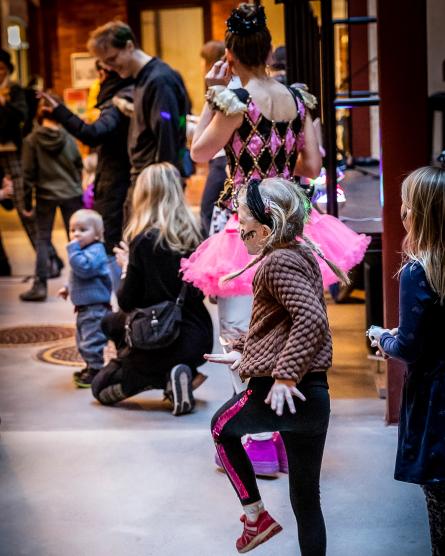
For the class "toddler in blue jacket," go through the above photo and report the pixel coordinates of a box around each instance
[58,209,112,388]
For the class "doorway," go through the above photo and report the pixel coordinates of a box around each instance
[140,6,205,113]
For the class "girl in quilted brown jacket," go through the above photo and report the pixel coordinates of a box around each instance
[206,177,348,555]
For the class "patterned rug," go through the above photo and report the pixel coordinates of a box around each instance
[0,325,75,346]
[36,342,117,367]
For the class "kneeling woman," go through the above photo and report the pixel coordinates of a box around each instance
[92,163,213,415]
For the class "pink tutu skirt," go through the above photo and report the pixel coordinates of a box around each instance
[181,212,371,297]
[304,210,371,287]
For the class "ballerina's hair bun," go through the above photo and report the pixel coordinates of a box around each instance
[225,3,271,67]
[226,4,267,36]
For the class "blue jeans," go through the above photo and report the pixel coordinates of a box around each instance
[76,304,110,369]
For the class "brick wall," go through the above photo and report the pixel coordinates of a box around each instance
[43,0,239,95]
[44,0,128,94]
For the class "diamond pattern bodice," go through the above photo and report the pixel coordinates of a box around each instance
[221,87,306,207]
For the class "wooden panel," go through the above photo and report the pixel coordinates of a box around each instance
[211,0,238,40]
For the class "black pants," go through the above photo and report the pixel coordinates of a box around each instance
[211,373,330,556]
[92,311,199,405]
[35,196,83,280]
[422,483,445,555]
[200,155,227,238]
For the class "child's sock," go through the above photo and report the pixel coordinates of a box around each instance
[243,500,264,524]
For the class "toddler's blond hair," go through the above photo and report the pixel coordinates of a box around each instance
[70,209,104,242]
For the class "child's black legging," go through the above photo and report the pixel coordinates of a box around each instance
[211,372,330,556]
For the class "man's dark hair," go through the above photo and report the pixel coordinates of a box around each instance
[88,21,137,53]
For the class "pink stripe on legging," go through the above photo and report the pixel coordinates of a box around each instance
[212,390,252,500]
[212,390,251,439]
[215,443,249,500]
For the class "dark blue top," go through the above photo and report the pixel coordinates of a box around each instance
[380,261,445,485]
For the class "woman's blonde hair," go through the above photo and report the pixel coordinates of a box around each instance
[225,177,349,284]
[70,209,104,242]
[123,162,202,253]
[401,165,445,303]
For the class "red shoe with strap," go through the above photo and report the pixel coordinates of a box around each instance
[236,510,282,553]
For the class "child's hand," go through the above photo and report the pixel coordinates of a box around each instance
[366,325,392,358]
[21,209,34,219]
[265,379,306,416]
[204,350,242,370]
[57,286,69,300]
[1,175,13,198]
[366,325,388,345]
[113,241,129,270]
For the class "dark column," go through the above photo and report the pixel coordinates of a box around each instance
[377,0,428,424]
[348,0,371,158]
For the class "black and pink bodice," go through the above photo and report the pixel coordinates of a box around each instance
[207,85,311,208]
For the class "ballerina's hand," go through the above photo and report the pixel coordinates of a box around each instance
[204,350,241,370]
[265,379,306,416]
[205,60,231,88]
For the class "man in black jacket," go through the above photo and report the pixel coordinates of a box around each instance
[87,21,190,191]
[40,67,134,290]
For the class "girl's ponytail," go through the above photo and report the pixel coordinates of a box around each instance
[302,234,350,285]
[220,246,271,284]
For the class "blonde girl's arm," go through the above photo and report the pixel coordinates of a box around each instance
[379,263,431,363]
[294,112,322,179]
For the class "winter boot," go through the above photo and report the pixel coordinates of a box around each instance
[19,278,47,302]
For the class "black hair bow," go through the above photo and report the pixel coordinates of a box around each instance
[246,179,273,228]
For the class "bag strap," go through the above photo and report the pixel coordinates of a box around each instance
[176,281,188,307]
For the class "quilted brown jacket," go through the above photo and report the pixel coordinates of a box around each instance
[232,244,332,382]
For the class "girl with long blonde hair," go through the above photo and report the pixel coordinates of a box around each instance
[124,162,201,252]
[91,163,213,416]
[368,162,445,554]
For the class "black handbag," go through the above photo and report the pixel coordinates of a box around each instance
[124,283,188,350]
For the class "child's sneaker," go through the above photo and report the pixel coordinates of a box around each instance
[272,432,288,473]
[170,364,195,416]
[72,367,86,381]
[73,367,100,388]
[236,510,282,553]
[243,437,279,477]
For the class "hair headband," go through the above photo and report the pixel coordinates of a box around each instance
[226,6,267,36]
[246,179,273,228]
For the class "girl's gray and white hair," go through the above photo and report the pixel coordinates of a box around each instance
[225,177,349,284]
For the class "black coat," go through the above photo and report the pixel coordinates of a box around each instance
[52,83,133,254]
[0,83,27,149]
[380,262,445,485]
[114,230,213,387]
